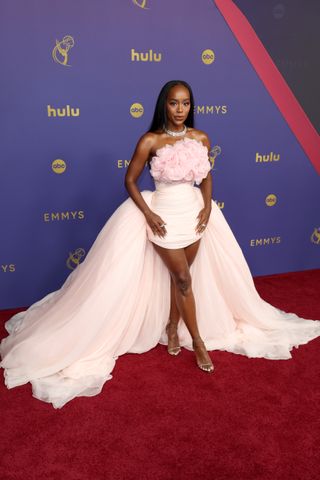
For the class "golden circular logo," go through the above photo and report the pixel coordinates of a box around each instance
[265,194,277,206]
[130,103,144,118]
[201,49,215,65]
[52,159,66,174]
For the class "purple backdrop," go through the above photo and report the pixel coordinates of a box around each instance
[0,0,319,309]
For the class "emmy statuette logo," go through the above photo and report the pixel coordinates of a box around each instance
[52,159,66,174]
[311,228,320,245]
[265,194,277,207]
[201,49,215,65]
[47,105,80,117]
[209,146,221,169]
[130,103,144,118]
[52,35,75,66]
[131,49,162,62]
[132,0,149,9]
[66,248,86,270]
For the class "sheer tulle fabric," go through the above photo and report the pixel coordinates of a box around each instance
[1,138,320,408]
[1,192,320,408]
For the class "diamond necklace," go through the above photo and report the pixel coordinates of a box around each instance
[164,124,187,137]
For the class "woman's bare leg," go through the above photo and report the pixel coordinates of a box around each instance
[153,241,213,371]
[166,241,202,352]
[165,278,181,354]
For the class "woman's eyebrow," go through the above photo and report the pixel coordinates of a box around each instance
[168,97,190,101]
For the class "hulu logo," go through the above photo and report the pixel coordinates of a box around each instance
[47,105,80,117]
[131,49,162,62]
[256,152,280,163]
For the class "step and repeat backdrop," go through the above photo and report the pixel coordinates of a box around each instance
[1,0,319,309]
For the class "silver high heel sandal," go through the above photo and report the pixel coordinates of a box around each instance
[192,339,214,373]
[166,323,181,356]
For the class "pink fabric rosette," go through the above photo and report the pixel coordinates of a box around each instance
[150,138,211,185]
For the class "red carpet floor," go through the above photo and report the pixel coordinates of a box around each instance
[1,270,320,480]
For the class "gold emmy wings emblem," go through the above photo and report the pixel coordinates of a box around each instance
[209,146,221,169]
[311,228,320,245]
[52,35,75,66]
[66,248,86,270]
[132,0,149,9]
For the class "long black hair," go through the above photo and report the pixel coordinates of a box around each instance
[148,80,195,132]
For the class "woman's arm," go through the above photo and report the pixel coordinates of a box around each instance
[125,133,154,216]
[199,173,212,209]
[125,133,167,238]
[196,132,212,233]
[199,133,212,207]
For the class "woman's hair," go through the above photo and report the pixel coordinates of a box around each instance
[148,80,194,132]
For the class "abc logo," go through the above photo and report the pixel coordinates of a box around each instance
[265,194,277,207]
[201,49,215,65]
[130,103,144,118]
[52,159,66,174]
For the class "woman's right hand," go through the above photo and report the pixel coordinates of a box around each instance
[145,211,167,238]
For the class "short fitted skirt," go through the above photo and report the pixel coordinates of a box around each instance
[146,181,205,249]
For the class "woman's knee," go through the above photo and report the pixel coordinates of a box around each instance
[172,270,192,296]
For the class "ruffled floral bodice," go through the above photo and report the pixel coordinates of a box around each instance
[150,137,211,185]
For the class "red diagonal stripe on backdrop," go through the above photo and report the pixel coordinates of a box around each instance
[214,0,320,175]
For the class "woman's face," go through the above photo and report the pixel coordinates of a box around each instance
[165,85,191,129]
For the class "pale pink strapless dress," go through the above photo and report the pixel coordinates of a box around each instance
[1,137,320,409]
[147,137,211,248]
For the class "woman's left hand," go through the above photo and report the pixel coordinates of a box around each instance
[196,206,211,234]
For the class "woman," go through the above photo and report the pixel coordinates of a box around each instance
[1,80,319,408]
[125,80,214,373]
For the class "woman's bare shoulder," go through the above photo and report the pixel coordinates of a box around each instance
[137,131,164,149]
[187,128,211,147]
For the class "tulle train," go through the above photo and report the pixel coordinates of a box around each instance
[1,190,319,408]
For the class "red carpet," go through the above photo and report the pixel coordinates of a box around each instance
[1,270,319,480]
